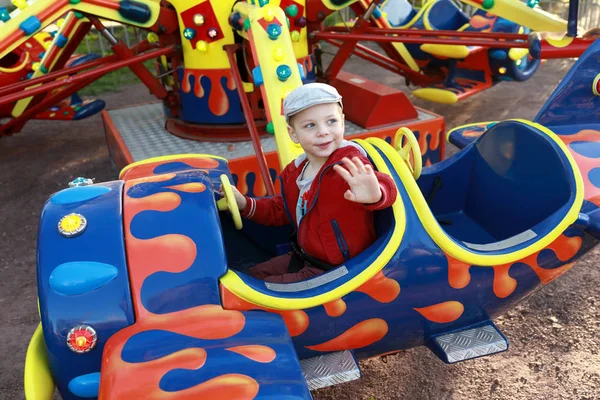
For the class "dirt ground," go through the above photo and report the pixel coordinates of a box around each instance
[1,57,599,400]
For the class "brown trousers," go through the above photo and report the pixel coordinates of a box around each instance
[249,254,323,283]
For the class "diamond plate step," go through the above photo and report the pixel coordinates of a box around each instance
[429,322,508,364]
[300,350,361,390]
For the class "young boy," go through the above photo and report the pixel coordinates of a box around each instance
[230,83,397,283]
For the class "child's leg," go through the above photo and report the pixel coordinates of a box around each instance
[248,254,293,280]
[248,255,324,283]
[263,266,323,283]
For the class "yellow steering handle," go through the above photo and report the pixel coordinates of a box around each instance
[394,127,423,179]
[217,174,243,230]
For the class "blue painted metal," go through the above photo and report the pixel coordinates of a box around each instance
[73,100,106,120]
[38,181,134,400]
[176,68,245,124]
[33,41,600,399]
[49,261,118,296]
[127,171,227,312]
[55,33,68,48]
[19,16,41,36]
[50,185,112,205]
[118,311,310,398]
[534,39,600,128]
[68,372,100,398]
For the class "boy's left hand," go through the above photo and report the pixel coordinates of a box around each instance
[333,157,382,204]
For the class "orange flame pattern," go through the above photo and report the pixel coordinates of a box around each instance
[121,158,219,182]
[305,319,389,352]
[181,69,237,116]
[324,299,347,317]
[221,286,310,337]
[445,234,582,299]
[414,301,465,323]
[355,271,401,303]
[226,345,277,363]
[559,129,600,206]
[99,305,262,399]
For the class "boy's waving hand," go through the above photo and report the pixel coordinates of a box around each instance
[333,157,382,204]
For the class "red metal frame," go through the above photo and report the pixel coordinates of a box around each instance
[314,31,530,49]
[0,45,175,107]
[224,44,275,197]
[322,38,439,86]
[324,26,529,41]
[87,17,168,100]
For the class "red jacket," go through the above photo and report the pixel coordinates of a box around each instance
[241,144,397,266]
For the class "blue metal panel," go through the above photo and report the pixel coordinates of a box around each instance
[37,181,134,400]
[534,39,600,128]
[126,170,228,312]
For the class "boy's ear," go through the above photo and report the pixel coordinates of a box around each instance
[288,125,299,143]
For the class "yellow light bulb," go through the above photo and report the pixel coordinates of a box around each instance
[12,0,27,10]
[264,6,276,22]
[291,31,300,42]
[57,18,65,29]
[273,47,285,62]
[76,337,87,347]
[147,32,159,43]
[196,40,208,53]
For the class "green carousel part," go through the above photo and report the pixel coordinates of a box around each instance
[267,121,275,135]
[243,18,251,32]
[0,7,11,22]
[40,65,48,74]
[258,0,269,6]
[74,11,84,19]
[69,0,81,4]
[526,0,539,7]
[286,17,290,28]
[285,4,299,17]
[482,0,494,9]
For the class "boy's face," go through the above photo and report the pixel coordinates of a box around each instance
[288,102,345,162]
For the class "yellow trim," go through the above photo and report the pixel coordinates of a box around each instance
[508,48,529,61]
[546,35,575,48]
[367,118,584,266]
[420,43,470,59]
[24,323,55,400]
[218,174,243,230]
[0,52,29,73]
[593,74,600,97]
[357,0,420,72]
[461,0,566,33]
[119,154,228,179]
[446,120,497,143]
[394,127,422,179]
[242,3,304,168]
[413,88,458,104]
[397,0,434,30]
[219,139,406,310]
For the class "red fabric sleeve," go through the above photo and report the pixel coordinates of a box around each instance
[239,163,294,226]
[240,194,291,226]
[362,170,397,211]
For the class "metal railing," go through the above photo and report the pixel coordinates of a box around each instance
[71,0,599,54]
[323,0,600,31]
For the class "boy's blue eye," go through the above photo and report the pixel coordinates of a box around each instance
[304,123,315,129]
[328,119,337,124]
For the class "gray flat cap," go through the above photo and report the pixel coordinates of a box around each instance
[283,83,343,122]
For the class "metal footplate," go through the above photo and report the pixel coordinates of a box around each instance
[300,350,361,390]
[429,322,508,364]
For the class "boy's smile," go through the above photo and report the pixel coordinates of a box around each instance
[288,102,345,165]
